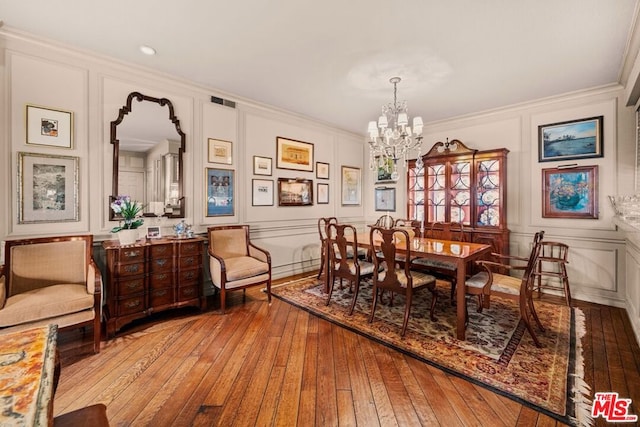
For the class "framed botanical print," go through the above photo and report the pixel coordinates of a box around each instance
[317,183,329,204]
[253,156,272,176]
[376,157,395,183]
[278,178,313,206]
[341,166,361,206]
[316,162,330,179]
[276,137,314,172]
[542,165,598,219]
[252,179,274,206]
[26,104,73,149]
[538,116,603,162]
[18,152,79,223]
[208,138,233,164]
[206,168,234,216]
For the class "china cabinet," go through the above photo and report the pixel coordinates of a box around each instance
[103,237,205,337]
[407,139,509,256]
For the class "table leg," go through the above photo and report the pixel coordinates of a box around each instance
[456,261,466,340]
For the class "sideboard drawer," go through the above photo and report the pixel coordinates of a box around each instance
[150,257,173,273]
[150,288,173,307]
[178,255,200,269]
[120,247,145,261]
[178,242,201,256]
[178,285,199,302]
[117,261,145,277]
[117,277,145,296]
[150,272,173,290]
[150,244,173,258]
[117,295,145,316]
[177,268,199,285]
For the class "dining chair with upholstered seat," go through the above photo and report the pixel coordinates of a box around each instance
[317,217,338,280]
[411,221,465,304]
[369,226,438,337]
[394,218,423,237]
[326,223,377,315]
[464,231,545,347]
[207,225,272,313]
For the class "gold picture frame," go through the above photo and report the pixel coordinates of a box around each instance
[276,137,314,172]
[208,138,233,164]
[341,166,361,206]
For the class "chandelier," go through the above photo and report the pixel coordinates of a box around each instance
[367,77,424,181]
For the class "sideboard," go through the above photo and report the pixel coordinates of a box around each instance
[102,236,206,337]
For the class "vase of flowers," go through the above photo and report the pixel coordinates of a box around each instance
[110,196,144,246]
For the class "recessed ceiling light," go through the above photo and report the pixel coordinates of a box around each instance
[139,45,156,56]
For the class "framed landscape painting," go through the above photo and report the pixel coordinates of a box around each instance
[542,165,598,219]
[278,178,313,206]
[538,116,603,162]
[18,152,79,223]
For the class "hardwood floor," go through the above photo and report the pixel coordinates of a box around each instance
[54,273,640,426]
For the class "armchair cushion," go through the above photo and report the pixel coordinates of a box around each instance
[0,284,93,327]
[224,256,270,282]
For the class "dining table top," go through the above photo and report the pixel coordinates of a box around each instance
[352,232,492,260]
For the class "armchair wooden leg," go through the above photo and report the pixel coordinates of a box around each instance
[220,287,226,314]
[429,288,438,322]
[369,287,380,323]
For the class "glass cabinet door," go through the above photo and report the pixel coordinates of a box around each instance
[426,163,446,222]
[407,160,425,221]
[475,155,504,227]
[449,160,472,226]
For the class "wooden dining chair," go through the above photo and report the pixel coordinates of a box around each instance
[317,217,338,280]
[534,241,571,306]
[394,218,423,237]
[464,231,545,347]
[326,223,377,315]
[374,214,395,229]
[411,221,465,304]
[369,226,438,337]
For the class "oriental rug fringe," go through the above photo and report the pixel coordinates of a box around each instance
[271,276,593,426]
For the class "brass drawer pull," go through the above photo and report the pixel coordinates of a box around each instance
[156,259,168,266]
[124,265,140,273]
[156,274,167,281]
[125,250,142,258]
[183,257,195,265]
[126,282,141,290]
[125,300,140,308]
[155,290,167,297]
[183,288,195,296]
[184,272,195,280]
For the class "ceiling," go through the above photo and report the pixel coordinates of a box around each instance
[0,1,638,136]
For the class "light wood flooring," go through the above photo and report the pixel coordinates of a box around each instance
[55,274,640,426]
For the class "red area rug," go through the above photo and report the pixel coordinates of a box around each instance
[272,276,592,426]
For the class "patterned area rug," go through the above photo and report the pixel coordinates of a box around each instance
[272,275,592,426]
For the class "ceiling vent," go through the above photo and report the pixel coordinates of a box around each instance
[211,96,236,108]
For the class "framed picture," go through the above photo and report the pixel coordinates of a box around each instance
[375,187,396,211]
[146,226,162,239]
[253,156,272,176]
[542,165,598,219]
[341,166,361,206]
[208,138,233,164]
[316,162,330,179]
[18,152,79,223]
[276,137,314,172]
[317,183,329,204]
[26,104,73,149]
[538,116,603,162]
[376,157,395,183]
[278,178,313,206]
[206,168,234,216]
[252,179,274,206]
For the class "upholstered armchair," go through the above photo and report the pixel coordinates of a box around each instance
[0,235,102,353]
[207,225,272,313]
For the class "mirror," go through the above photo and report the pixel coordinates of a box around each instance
[110,92,185,220]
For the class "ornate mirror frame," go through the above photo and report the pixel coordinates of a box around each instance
[110,91,185,220]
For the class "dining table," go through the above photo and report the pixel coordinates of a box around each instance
[349,231,493,341]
